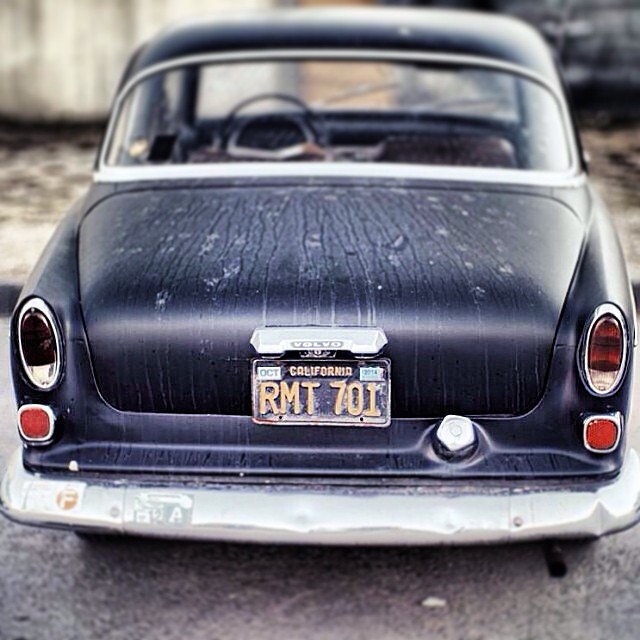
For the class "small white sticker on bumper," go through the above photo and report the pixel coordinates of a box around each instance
[132,492,194,526]
[23,481,86,513]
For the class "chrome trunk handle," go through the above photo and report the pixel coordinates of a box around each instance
[250,327,388,356]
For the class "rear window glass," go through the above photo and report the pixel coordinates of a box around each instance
[106,58,572,172]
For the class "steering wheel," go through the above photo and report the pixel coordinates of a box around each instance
[220,93,327,160]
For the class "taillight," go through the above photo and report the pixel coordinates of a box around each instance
[17,298,62,390]
[580,304,628,396]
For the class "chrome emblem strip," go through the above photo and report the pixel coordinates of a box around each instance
[250,327,388,356]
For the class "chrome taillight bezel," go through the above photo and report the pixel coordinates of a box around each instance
[578,303,629,397]
[16,297,63,391]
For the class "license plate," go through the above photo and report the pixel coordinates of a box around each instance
[252,359,391,427]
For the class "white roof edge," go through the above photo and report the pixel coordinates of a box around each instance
[94,163,587,189]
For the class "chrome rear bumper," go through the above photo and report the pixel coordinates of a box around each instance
[2,447,640,544]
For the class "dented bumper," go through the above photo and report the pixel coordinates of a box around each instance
[2,447,640,544]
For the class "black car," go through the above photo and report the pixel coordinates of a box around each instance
[2,8,638,544]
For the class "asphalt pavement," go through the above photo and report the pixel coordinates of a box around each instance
[1,316,640,640]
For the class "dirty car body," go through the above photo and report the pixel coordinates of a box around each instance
[2,8,639,544]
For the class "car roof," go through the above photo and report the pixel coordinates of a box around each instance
[124,8,562,89]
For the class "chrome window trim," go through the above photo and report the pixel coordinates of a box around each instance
[96,48,581,183]
[17,297,63,391]
[17,404,56,445]
[578,303,629,397]
[94,163,586,188]
[583,412,623,454]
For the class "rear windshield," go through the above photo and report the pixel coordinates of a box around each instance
[106,58,572,172]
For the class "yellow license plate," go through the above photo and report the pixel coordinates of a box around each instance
[252,359,391,427]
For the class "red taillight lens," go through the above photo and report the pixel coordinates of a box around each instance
[17,299,62,390]
[21,310,56,366]
[584,415,620,453]
[18,405,54,442]
[585,311,626,395]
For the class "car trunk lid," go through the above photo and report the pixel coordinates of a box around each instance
[79,183,583,418]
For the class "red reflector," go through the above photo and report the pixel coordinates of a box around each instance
[18,405,54,441]
[584,417,620,452]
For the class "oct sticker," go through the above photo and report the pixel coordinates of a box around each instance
[256,366,282,381]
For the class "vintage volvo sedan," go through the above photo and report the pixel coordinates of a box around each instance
[2,8,639,545]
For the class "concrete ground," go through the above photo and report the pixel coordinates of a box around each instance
[0,125,97,293]
[1,123,640,639]
[582,126,640,280]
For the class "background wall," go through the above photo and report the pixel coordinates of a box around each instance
[0,0,272,122]
[2,0,639,121]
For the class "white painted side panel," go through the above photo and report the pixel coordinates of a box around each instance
[0,0,271,121]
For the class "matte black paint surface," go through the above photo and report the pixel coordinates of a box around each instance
[78,186,583,418]
[124,8,561,90]
[11,178,635,478]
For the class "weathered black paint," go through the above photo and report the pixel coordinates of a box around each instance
[78,185,583,419]
[123,8,561,91]
[10,176,635,479]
